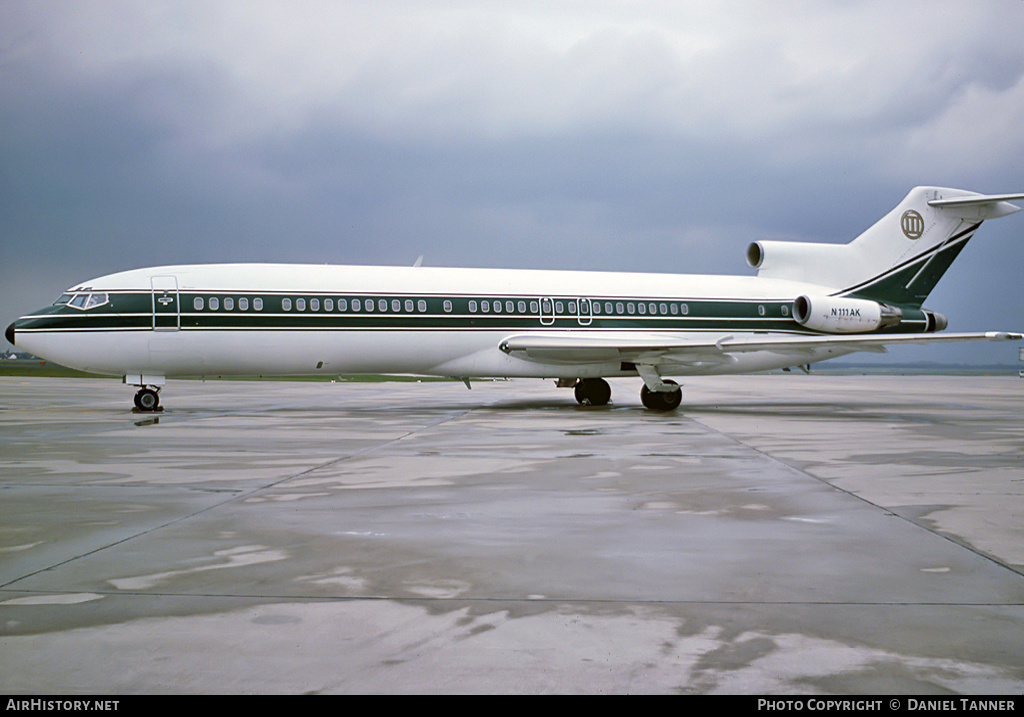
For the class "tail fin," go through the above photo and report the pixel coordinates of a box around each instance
[748,187,1023,307]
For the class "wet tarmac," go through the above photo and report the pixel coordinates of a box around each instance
[1,374,1022,694]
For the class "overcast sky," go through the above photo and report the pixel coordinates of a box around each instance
[3,1,1023,364]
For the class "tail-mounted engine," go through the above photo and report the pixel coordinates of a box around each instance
[792,295,947,334]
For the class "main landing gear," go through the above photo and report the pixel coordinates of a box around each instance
[571,377,683,411]
[640,379,682,411]
[574,378,612,406]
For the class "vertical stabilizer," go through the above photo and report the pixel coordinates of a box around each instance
[838,186,984,306]
[749,187,1023,307]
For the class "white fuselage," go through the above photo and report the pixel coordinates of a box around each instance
[13,263,852,380]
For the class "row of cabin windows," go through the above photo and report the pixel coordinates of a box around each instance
[470,300,537,314]
[599,302,690,316]
[460,299,780,318]
[281,298,431,313]
[189,296,783,318]
[193,297,264,312]
[468,300,695,316]
[192,296,438,313]
[189,296,696,316]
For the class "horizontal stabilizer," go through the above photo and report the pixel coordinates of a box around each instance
[928,192,1024,219]
[928,192,1024,206]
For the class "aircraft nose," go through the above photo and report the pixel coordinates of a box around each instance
[5,321,15,347]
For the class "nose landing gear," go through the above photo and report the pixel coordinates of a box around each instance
[125,375,166,413]
[133,387,162,413]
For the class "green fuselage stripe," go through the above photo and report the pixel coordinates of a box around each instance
[19,291,808,334]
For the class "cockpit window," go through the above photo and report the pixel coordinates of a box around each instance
[64,292,109,310]
[54,294,73,305]
[84,293,108,309]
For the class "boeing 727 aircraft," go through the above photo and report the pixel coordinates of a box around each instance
[6,186,1024,412]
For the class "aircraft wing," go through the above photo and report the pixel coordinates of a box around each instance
[498,331,1023,368]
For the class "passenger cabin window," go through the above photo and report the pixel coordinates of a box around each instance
[194,297,204,310]
[296,298,306,311]
[224,297,234,311]
[254,297,263,311]
[239,297,249,311]
[209,297,220,311]
[282,298,292,311]
[443,300,452,313]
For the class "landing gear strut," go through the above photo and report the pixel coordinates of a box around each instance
[573,378,611,406]
[640,379,682,411]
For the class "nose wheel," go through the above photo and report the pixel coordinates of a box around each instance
[133,387,162,413]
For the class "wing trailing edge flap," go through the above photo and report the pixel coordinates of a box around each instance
[498,331,1023,367]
